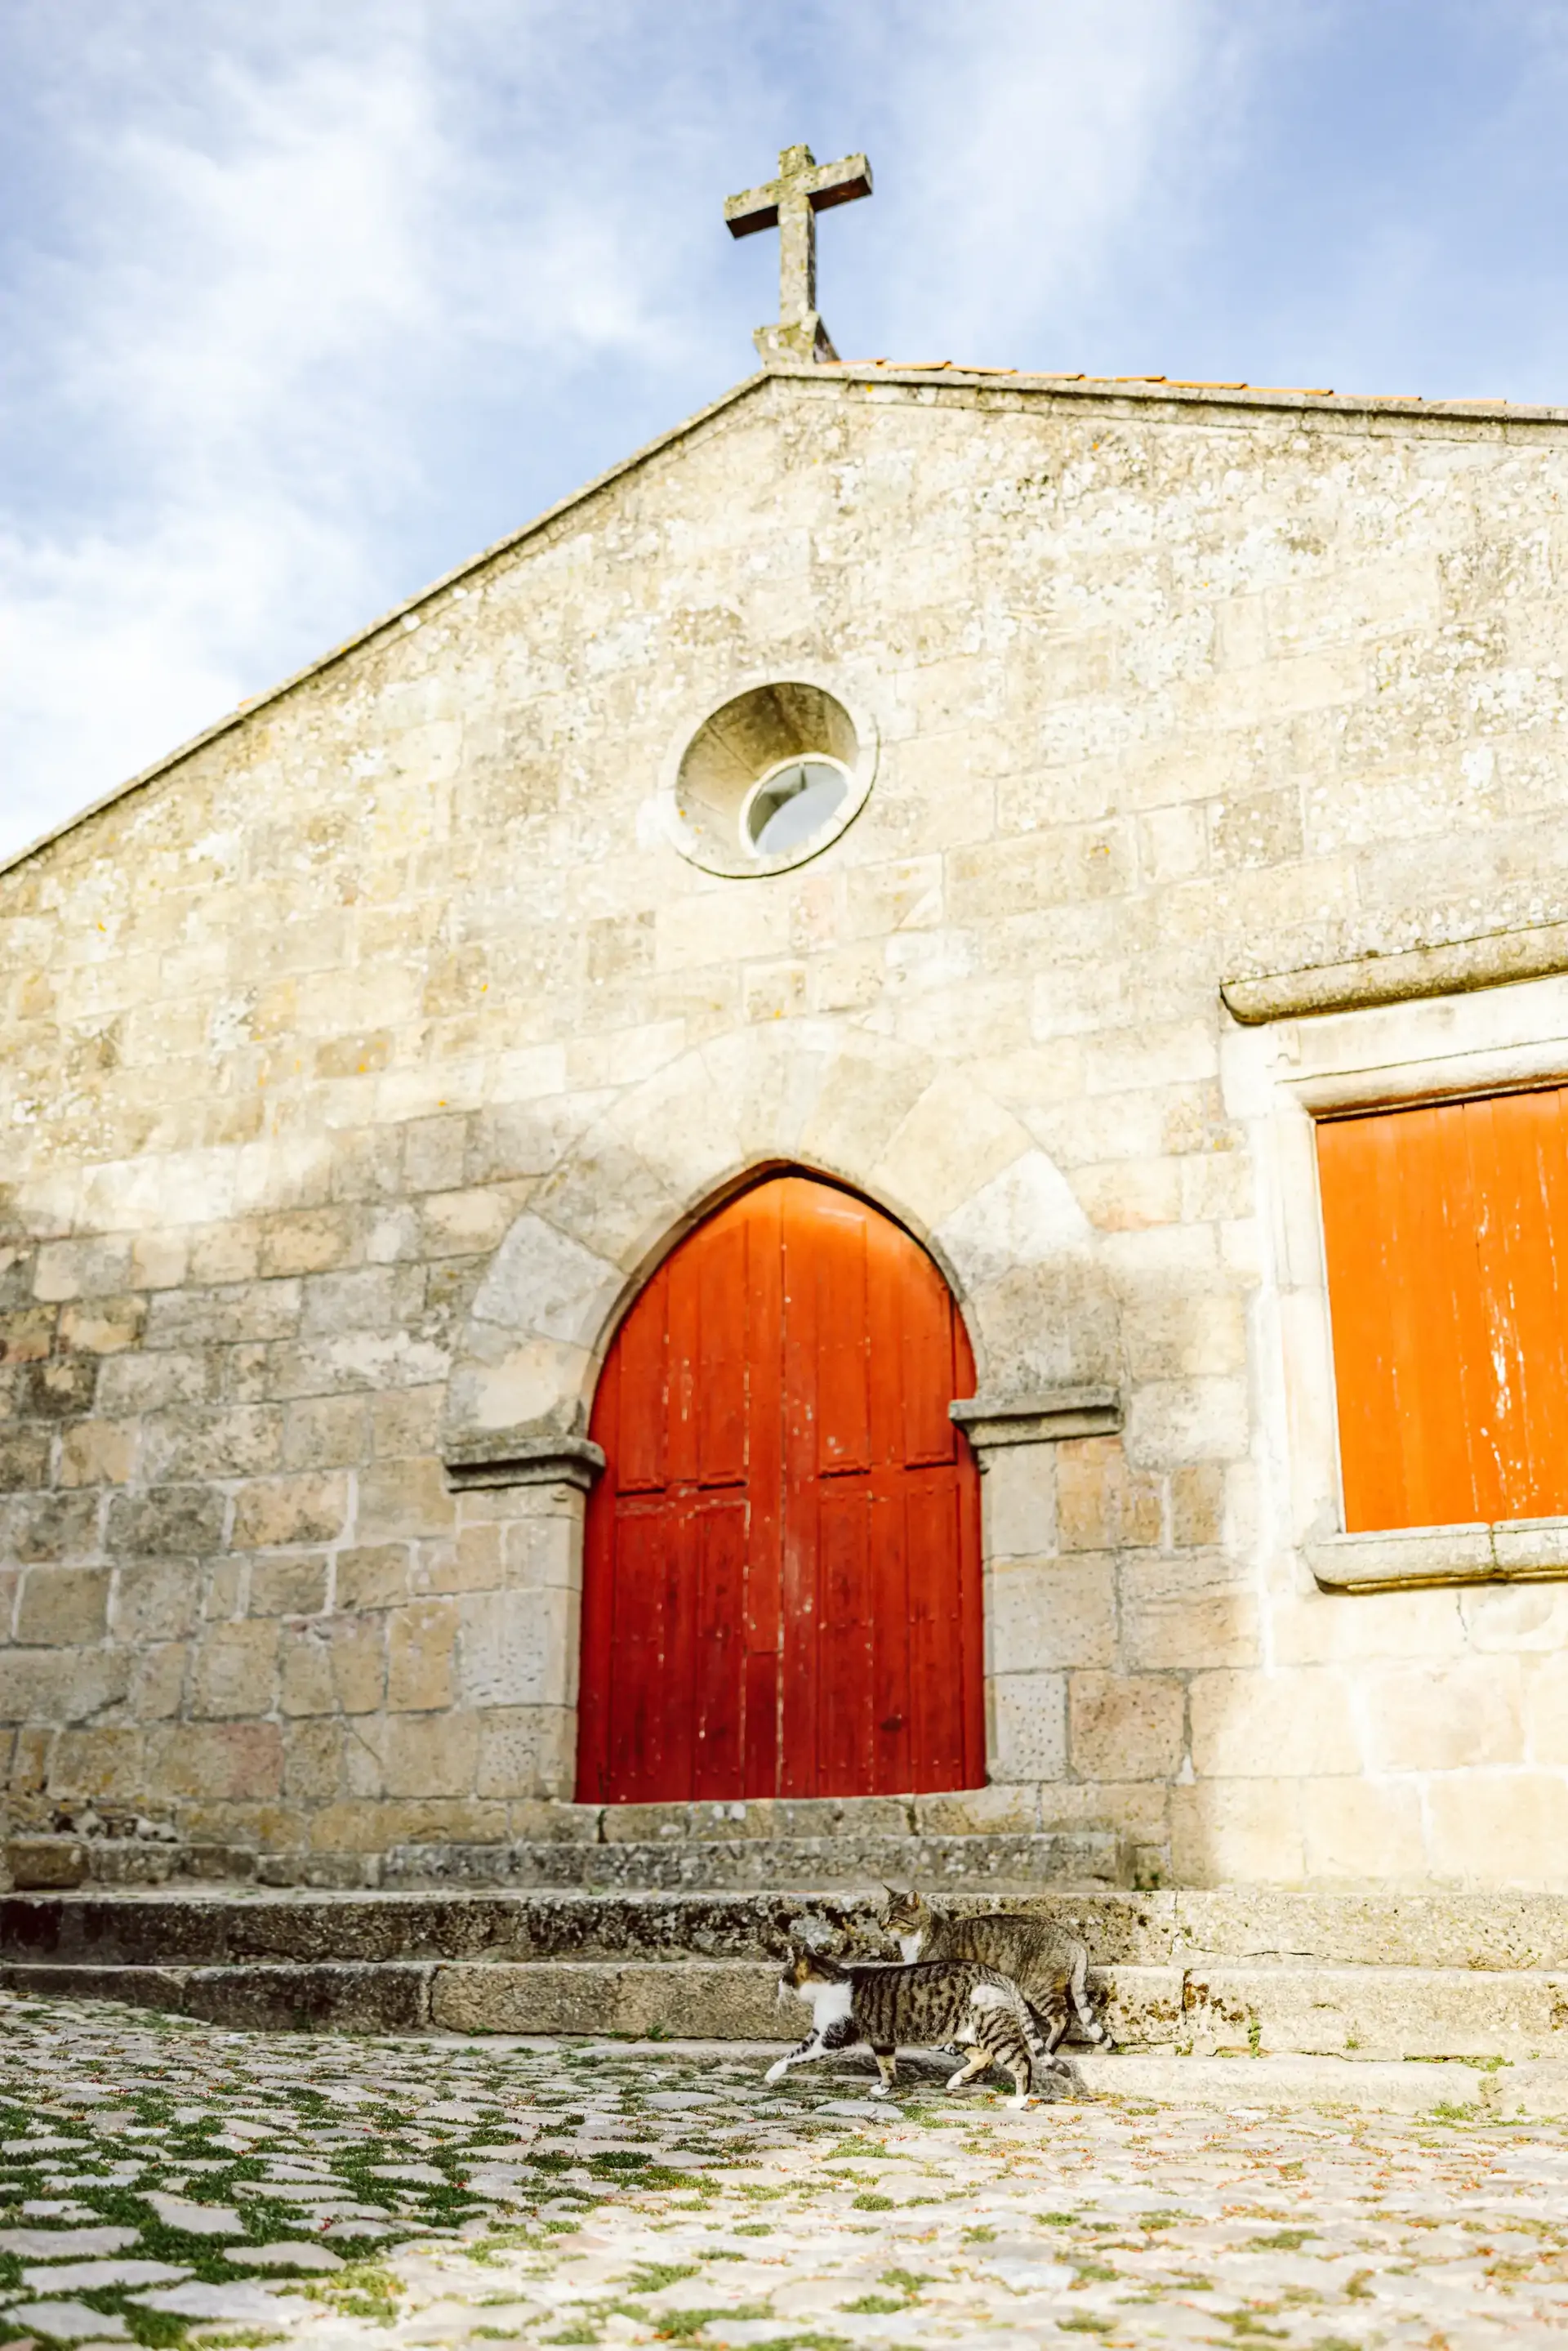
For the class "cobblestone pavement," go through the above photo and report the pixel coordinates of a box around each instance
[3,1995,1568,2351]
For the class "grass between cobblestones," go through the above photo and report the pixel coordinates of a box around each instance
[3,1993,1568,2349]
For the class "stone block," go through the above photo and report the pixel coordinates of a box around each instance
[280,1393,370,1470]
[457,1588,577,1711]
[203,1560,245,1619]
[189,1621,279,1718]
[501,1514,582,1593]
[1425,1771,1568,1885]
[1363,1659,1524,1773]
[4,1838,86,1890]
[0,1427,50,1492]
[299,1265,421,1337]
[1169,1463,1226,1548]
[9,1491,100,1562]
[16,1568,110,1646]
[1190,1668,1358,1779]
[145,1280,301,1347]
[1121,1557,1260,1670]
[475,1707,575,1800]
[430,1958,782,2037]
[914,1783,1036,1836]
[58,1296,147,1355]
[283,1718,345,1803]
[33,1238,133,1302]
[1170,1778,1304,1886]
[279,1617,385,1716]
[247,1554,329,1617]
[230,1474,350,1551]
[1056,1438,1163,1551]
[56,1420,136,1488]
[1525,1653,1568,1764]
[1182,1964,1568,2061]
[775,1796,913,1839]
[985,1556,1116,1671]
[356,1711,480,1800]
[181,1961,433,2034]
[107,1486,225,1558]
[387,1600,457,1712]
[988,1671,1067,1782]
[48,1726,142,1799]
[356,1454,457,1543]
[187,1220,262,1283]
[1300,1778,1428,1884]
[22,1357,98,1419]
[1124,1376,1249,1465]
[506,1797,602,1841]
[129,1641,190,1720]
[1095,1965,1188,2050]
[1070,1672,1185,1782]
[334,1545,411,1612]
[370,1385,444,1458]
[979,1444,1055,1559]
[258,1208,360,1278]
[148,1723,284,1800]
[140,1403,283,1483]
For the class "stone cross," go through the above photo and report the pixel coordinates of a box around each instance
[724,143,872,366]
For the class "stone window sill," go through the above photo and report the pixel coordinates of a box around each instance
[1307,1517,1568,1593]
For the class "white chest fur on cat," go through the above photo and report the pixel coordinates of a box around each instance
[896,1931,924,1962]
[795,1978,853,2032]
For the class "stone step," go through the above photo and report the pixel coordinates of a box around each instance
[4,1826,1134,1894]
[7,1883,1568,1971]
[5,1952,1566,2061]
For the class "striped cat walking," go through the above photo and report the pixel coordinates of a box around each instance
[767,1946,1084,2108]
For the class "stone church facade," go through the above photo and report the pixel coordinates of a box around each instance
[6,353,1568,1894]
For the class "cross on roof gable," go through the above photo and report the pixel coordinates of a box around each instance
[724,142,872,366]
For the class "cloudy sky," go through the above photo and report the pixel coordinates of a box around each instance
[5,0,1568,864]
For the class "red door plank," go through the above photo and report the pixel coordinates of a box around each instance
[778,1178,822,1797]
[742,1184,785,1800]
[578,1170,984,1802]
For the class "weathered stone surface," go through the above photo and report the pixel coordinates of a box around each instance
[430,1958,778,2036]
[7,366,1568,1884]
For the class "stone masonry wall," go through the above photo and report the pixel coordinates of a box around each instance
[5,368,1568,1887]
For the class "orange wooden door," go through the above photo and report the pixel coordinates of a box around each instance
[576,1172,984,1803]
[1317,1086,1568,1532]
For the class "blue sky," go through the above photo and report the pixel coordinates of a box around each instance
[5,0,1568,863]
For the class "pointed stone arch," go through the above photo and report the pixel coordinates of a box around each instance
[443,1024,1123,1461]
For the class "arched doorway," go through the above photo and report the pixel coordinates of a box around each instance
[576,1171,984,1803]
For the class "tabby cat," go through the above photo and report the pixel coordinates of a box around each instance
[766,1945,1072,2108]
[882,1888,1105,2053]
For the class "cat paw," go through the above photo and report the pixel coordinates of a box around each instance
[1009,2093,1033,2112]
[870,2082,891,2099]
[1085,2023,1106,2042]
[763,2061,787,2084]
[945,2068,969,2090]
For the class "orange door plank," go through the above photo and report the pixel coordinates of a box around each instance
[1319,1086,1568,1535]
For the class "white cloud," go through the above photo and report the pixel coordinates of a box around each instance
[26,0,1567,869]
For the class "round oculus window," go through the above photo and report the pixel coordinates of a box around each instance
[661,680,876,878]
[741,756,849,858]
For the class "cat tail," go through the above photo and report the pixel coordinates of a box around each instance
[1068,1945,1107,2044]
[1006,1978,1090,2103]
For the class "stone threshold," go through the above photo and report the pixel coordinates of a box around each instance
[4,1791,1136,1894]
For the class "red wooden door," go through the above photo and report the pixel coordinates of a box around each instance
[576,1172,984,1803]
